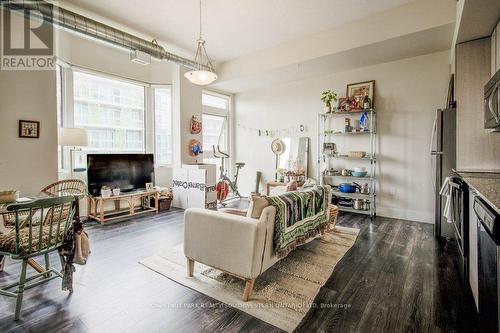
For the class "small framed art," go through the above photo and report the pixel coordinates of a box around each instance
[346,80,375,107]
[18,120,40,138]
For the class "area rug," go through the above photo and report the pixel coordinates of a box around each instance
[140,226,359,332]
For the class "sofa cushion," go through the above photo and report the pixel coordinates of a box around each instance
[219,208,248,217]
[246,194,270,219]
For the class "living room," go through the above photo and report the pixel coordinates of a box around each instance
[0,0,499,332]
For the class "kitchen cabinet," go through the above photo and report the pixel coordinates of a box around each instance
[497,21,500,72]
[469,188,479,310]
[492,27,497,76]
[492,20,500,75]
[455,38,496,170]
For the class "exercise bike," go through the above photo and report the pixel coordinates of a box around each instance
[213,145,245,205]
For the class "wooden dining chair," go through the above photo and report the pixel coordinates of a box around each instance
[0,195,76,321]
[0,179,87,275]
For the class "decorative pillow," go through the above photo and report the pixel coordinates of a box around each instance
[286,180,298,192]
[246,194,270,219]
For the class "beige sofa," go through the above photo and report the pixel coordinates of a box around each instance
[184,188,332,301]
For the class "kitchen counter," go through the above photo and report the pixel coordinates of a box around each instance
[456,170,500,214]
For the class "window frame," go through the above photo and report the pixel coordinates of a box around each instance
[202,90,232,175]
[56,64,65,172]
[202,90,231,155]
[152,84,174,167]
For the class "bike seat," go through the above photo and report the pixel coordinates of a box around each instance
[235,162,245,168]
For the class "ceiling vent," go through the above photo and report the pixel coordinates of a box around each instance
[130,50,151,65]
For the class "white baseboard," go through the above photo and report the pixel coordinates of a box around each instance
[376,206,433,224]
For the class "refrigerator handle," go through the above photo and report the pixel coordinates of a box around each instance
[430,111,438,154]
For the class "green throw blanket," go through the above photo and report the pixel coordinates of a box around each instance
[266,186,331,258]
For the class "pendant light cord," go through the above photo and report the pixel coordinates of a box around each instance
[199,0,202,39]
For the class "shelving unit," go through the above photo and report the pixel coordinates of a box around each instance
[318,108,377,218]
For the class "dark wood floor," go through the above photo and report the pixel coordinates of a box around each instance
[0,209,477,332]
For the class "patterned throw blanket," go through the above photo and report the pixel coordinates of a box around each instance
[266,186,331,259]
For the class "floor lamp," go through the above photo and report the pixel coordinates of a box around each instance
[58,128,88,178]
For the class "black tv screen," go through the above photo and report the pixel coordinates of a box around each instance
[87,154,154,196]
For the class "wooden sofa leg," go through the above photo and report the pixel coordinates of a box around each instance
[187,258,195,277]
[242,278,255,301]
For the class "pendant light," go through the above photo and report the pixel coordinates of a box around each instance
[184,0,217,85]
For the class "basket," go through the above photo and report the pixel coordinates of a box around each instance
[348,151,367,158]
[0,190,19,203]
[329,205,339,230]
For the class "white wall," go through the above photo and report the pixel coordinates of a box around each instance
[234,51,450,223]
[0,70,58,195]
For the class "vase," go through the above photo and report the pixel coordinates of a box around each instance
[332,100,339,110]
[323,105,331,113]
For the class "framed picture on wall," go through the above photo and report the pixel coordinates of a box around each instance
[18,120,40,138]
[346,80,375,107]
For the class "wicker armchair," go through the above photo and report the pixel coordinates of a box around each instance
[40,179,87,197]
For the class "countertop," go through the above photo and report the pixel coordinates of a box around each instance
[456,170,500,214]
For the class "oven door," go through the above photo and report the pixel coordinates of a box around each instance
[477,217,500,332]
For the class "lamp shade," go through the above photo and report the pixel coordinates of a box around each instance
[58,128,88,147]
[184,70,218,86]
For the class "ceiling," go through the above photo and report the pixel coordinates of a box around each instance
[64,0,415,62]
[454,0,500,44]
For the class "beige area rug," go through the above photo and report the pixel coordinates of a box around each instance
[140,226,359,332]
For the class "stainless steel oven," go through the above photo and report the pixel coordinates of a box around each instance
[475,196,500,332]
[484,68,500,131]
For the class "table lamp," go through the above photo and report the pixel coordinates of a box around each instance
[58,128,88,177]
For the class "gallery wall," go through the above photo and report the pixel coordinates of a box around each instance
[234,51,450,223]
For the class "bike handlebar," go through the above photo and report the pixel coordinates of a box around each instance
[212,145,230,158]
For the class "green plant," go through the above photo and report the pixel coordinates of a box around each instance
[276,168,288,175]
[320,90,338,108]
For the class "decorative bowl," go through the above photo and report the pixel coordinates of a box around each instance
[351,171,368,177]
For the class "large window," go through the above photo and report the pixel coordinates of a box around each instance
[73,71,146,153]
[154,87,173,165]
[202,91,231,170]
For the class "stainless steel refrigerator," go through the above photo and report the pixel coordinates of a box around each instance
[431,108,456,238]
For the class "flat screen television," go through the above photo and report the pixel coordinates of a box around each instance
[87,153,154,196]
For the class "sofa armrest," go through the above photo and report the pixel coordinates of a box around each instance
[184,208,267,279]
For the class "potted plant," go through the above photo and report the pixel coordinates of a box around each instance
[321,90,338,113]
[276,168,287,183]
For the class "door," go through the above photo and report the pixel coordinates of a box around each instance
[478,218,499,332]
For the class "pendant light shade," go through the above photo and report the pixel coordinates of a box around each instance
[185,0,217,85]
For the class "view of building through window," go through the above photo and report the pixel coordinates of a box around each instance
[73,71,145,153]
[71,71,146,169]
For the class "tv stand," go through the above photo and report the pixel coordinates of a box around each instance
[87,189,159,224]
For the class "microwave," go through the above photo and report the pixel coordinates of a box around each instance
[484,68,500,130]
